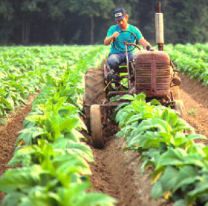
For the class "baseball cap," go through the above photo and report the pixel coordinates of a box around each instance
[114,8,127,21]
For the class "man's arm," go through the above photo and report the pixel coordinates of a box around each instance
[104,32,119,45]
[133,26,152,50]
[139,37,152,50]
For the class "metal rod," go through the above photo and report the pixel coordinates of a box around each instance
[125,42,141,50]
[156,0,161,13]
[158,43,164,51]
[155,0,164,51]
[104,80,112,91]
[107,91,129,98]
[125,43,130,88]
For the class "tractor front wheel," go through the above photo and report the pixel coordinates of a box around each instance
[90,104,104,149]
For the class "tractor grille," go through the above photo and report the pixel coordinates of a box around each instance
[134,51,171,97]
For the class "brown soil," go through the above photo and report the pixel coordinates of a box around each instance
[0,96,34,200]
[180,74,208,138]
[91,138,168,206]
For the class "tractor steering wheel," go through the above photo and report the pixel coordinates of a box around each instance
[112,30,139,52]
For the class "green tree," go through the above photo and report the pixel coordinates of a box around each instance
[0,0,207,44]
[10,0,45,44]
[44,0,72,43]
[0,1,13,43]
[69,0,115,44]
[164,0,208,43]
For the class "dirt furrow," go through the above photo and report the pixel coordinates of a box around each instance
[91,138,166,206]
[180,74,208,138]
[0,96,35,200]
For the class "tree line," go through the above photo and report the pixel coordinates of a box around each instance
[0,0,207,45]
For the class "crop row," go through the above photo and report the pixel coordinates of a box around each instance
[0,46,108,123]
[116,94,208,206]
[0,46,115,206]
[165,43,208,85]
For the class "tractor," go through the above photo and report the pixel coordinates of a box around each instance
[83,1,183,148]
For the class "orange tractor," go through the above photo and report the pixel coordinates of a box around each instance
[83,1,183,148]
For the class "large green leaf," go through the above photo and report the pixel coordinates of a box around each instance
[0,165,43,193]
[173,199,187,206]
[151,181,163,199]
[17,127,47,145]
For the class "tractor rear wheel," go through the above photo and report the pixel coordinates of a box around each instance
[84,69,106,105]
[90,104,104,149]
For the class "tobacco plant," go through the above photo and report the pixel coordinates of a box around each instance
[0,46,115,206]
[166,43,208,86]
[116,94,208,206]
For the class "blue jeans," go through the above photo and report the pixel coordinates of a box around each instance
[107,53,133,72]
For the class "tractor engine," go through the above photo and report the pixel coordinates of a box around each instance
[134,51,172,98]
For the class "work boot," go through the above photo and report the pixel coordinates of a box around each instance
[107,70,120,82]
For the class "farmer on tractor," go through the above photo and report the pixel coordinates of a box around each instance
[84,2,183,149]
[104,7,152,74]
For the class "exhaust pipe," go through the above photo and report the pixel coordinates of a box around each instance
[155,0,164,51]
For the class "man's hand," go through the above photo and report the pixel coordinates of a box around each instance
[112,32,119,40]
[104,32,120,45]
[139,38,153,50]
[146,45,154,51]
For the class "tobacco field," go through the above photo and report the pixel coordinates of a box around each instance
[0,44,208,206]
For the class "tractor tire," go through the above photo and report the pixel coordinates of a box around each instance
[90,104,104,149]
[84,69,106,105]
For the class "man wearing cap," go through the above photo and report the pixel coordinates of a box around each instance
[104,8,152,72]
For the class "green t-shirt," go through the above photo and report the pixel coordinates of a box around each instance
[106,24,143,54]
